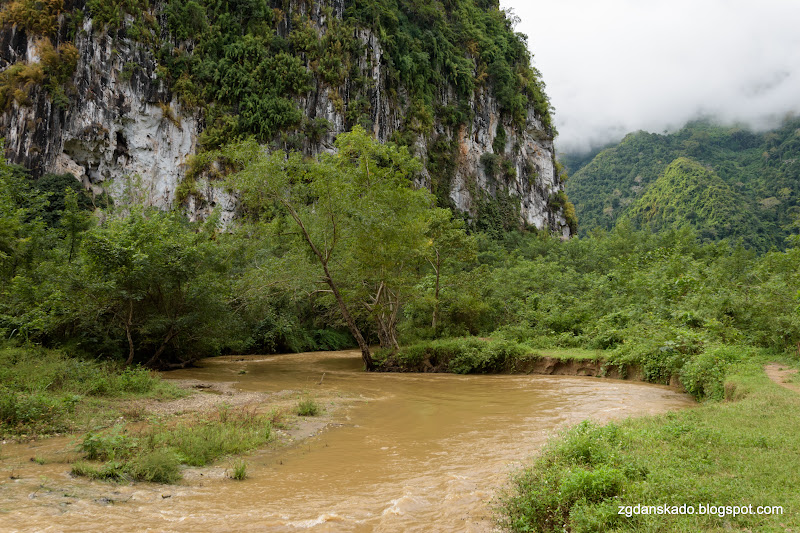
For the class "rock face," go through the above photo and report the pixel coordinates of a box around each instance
[0,1,571,236]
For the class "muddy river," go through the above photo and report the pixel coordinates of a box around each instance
[0,350,693,532]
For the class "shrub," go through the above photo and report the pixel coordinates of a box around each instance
[147,406,272,466]
[0,389,75,433]
[128,449,181,483]
[559,466,626,503]
[79,426,137,461]
[229,459,248,480]
[0,62,44,110]
[296,397,320,417]
[0,0,63,35]
[0,345,182,436]
[498,422,642,533]
[679,345,743,400]
[72,406,273,483]
[393,337,531,374]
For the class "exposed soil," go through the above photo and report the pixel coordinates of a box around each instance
[764,363,800,394]
[382,355,684,388]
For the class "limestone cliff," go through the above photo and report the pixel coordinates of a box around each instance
[0,0,573,236]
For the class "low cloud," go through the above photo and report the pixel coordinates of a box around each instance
[502,0,800,153]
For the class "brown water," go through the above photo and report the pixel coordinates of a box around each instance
[0,350,693,532]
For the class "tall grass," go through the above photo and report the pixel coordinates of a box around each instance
[72,405,273,483]
[0,344,182,436]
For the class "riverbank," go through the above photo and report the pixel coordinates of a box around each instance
[495,358,800,532]
[0,346,347,486]
[381,338,654,385]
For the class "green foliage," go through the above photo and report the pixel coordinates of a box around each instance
[0,388,75,434]
[0,61,44,110]
[0,344,180,436]
[0,38,78,111]
[0,0,63,35]
[87,0,158,39]
[33,172,93,227]
[624,157,762,246]
[77,209,234,367]
[296,397,320,417]
[223,126,433,361]
[474,188,522,237]
[72,406,273,483]
[147,406,272,466]
[229,458,248,480]
[128,448,182,483]
[497,421,634,532]
[392,337,530,373]
[348,0,553,132]
[153,0,553,147]
[679,345,746,400]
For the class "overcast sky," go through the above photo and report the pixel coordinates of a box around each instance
[500,0,800,153]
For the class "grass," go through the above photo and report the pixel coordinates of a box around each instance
[0,344,184,437]
[229,459,248,480]
[296,397,320,417]
[495,357,800,532]
[71,405,274,483]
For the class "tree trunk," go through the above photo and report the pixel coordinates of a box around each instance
[124,301,135,365]
[431,250,440,330]
[145,325,178,368]
[283,201,374,370]
[323,267,374,370]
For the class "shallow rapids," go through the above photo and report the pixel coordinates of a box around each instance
[0,350,693,532]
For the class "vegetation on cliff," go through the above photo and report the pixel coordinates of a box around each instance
[0,0,555,223]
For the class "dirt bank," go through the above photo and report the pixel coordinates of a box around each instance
[764,363,800,394]
[381,354,686,388]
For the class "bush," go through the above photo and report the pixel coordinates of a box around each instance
[0,389,76,433]
[0,345,181,436]
[229,459,248,480]
[72,406,274,483]
[498,421,642,533]
[129,449,181,483]
[0,0,63,35]
[392,337,531,374]
[679,345,744,400]
[296,397,320,417]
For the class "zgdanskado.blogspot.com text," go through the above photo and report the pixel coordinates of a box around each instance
[618,504,784,518]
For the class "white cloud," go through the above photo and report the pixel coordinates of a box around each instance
[501,0,800,153]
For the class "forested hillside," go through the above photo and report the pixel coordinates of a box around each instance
[563,118,800,250]
[0,0,572,233]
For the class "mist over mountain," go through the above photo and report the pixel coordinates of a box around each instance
[502,0,800,154]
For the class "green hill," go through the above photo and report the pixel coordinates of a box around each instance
[623,157,765,247]
[563,118,800,250]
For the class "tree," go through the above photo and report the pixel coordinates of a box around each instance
[423,208,476,330]
[80,210,230,367]
[225,126,432,369]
